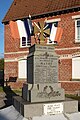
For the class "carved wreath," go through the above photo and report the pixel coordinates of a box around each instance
[37,86,61,99]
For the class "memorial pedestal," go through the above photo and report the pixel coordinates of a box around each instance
[22,45,65,102]
[13,45,78,118]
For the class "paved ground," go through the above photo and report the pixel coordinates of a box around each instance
[0,105,80,120]
[0,92,14,109]
[0,105,27,120]
[0,90,28,120]
[33,113,80,120]
[0,87,80,120]
[0,87,21,109]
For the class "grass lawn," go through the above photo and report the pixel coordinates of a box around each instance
[0,86,80,100]
[66,94,80,101]
[0,86,22,96]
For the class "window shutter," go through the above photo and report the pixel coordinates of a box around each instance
[18,59,27,79]
[72,57,80,79]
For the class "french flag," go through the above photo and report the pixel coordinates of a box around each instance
[10,19,33,46]
[48,22,63,44]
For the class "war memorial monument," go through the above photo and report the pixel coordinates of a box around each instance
[13,44,78,118]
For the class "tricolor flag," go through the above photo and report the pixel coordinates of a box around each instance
[10,19,33,47]
[47,22,63,44]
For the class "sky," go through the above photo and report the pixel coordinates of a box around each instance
[0,0,13,58]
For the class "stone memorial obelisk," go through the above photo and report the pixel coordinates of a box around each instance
[22,44,65,102]
[13,44,78,118]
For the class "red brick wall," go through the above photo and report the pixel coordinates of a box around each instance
[58,59,72,81]
[4,23,29,85]
[4,11,80,90]
[61,82,80,94]
[4,62,18,80]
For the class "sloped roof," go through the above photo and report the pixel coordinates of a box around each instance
[2,0,80,23]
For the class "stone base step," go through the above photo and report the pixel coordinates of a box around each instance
[13,96,78,118]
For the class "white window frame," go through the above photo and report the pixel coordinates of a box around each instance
[45,18,61,23]
[75,19,80,43]
[20,37,27,48]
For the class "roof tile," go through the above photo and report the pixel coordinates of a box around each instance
[2,0,80,23]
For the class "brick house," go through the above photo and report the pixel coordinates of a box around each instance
[2,0,80,93]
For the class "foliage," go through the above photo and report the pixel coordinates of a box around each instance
[0,58,4,70]
[0,86,4,92]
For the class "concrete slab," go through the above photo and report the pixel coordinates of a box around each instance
[33,114,67,120]
[0,105,28,120]
[13,96,78,118]
[32,113,80,120]
[66,112,80,120]
[0,105,79,120]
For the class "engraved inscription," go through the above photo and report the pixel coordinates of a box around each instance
[44,103,63,115]
[34,53,58,83]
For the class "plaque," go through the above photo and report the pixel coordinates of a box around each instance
[43,103,63,115]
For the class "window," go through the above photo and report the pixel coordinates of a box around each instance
[75,19,80,42]
[22,37,27,46]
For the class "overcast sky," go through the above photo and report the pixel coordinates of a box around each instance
[0,0,13,57]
